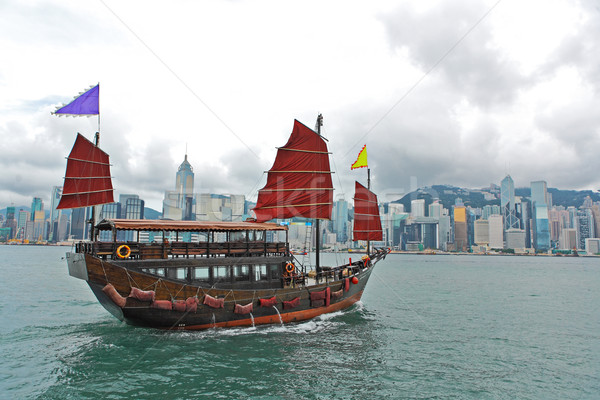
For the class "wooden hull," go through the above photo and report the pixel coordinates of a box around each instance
[68,251,386,331]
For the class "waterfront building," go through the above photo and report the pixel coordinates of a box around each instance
[3,206,17,239]
[403,217,439,249]
[585,238,600,254]
[506,228,526,250]
[438,215,451,251]
[534,204,551,250]
[559,228,577,250]
[30,197,45,242]
[453,206,468,251]
[17,210,29,240]
[576,209,595,250]
[48,186,62,242]
[488,214,504,249]
[591,204,600,238]
[501,175,520,230]
[56,214,69,242]
[473,219,489,246]
[531,181,551,251]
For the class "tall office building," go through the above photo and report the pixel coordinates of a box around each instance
[531,181,550,251]
[4,206,17,239]
[30,198,45,241]
[501,175,519,230]
[576,209,595,250]
[31,197,43,220]
[163,154,196,220]
[453,206,468,251]
[333,198,349,243]
[48,186,63,241]
[474,219,489,246]
[17,210,29,240]
[488,214,504,249]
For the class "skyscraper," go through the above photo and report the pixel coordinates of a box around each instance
[531,181,550,251]
[453,206,467,251]
[333,198,349,243]
[48,186,63,242]
[488,214,504,249]
[163,154,196,220]
[501,175,519,230]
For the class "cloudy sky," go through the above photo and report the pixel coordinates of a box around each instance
[1,0,599,210]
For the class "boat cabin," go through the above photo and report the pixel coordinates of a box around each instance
[76,219,297,289]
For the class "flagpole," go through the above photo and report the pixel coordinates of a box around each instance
[97,82,100,138]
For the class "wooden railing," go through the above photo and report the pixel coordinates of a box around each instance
[76,241,289,260]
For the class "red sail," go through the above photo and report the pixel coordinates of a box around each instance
[353,181,382,241]
[253,120,333,222]
[57,133,114,209]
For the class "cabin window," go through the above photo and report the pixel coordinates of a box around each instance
[248,231,264,241]
[255,265,268,281]
[194,267,209,281]
[176,268,186,280]
[230,231,246,242]
[214,266,230,282]
[233,265,250,281]
[268,264,279,280]
[156,268,165,277]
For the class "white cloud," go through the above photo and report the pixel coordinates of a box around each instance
[1,0,599,211]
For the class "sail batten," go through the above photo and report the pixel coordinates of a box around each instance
[253,120,333,222]
[57,133,114,209]
[353,181,383,241]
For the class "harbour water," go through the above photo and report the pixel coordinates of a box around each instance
[0,245,598,399]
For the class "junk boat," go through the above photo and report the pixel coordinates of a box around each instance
[59,116,389,330]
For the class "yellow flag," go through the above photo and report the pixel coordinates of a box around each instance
[351,145,368,170]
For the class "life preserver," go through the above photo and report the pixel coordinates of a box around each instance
[116,245,131,259]
[285,262,295,274]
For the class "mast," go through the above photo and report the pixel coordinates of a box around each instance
[367,167,370,255]
[89,131,100,241]
[315,114,323,280]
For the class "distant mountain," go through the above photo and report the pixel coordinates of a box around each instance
[392,184,500,213]
[393,185,599,214]
[144,207,161,220]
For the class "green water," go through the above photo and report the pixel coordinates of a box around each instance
[0,246,598,399]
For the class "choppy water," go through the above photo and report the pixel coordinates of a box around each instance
[0,246,598,399]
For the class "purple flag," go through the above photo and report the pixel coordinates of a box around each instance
[53,84,99,116]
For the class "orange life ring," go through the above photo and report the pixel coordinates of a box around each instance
[116,245,131,259]
[285,262,295,274]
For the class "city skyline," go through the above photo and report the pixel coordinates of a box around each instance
[1,1,600,210]
[1,174,599,214]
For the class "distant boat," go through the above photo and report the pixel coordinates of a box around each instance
[61,116,389,330]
